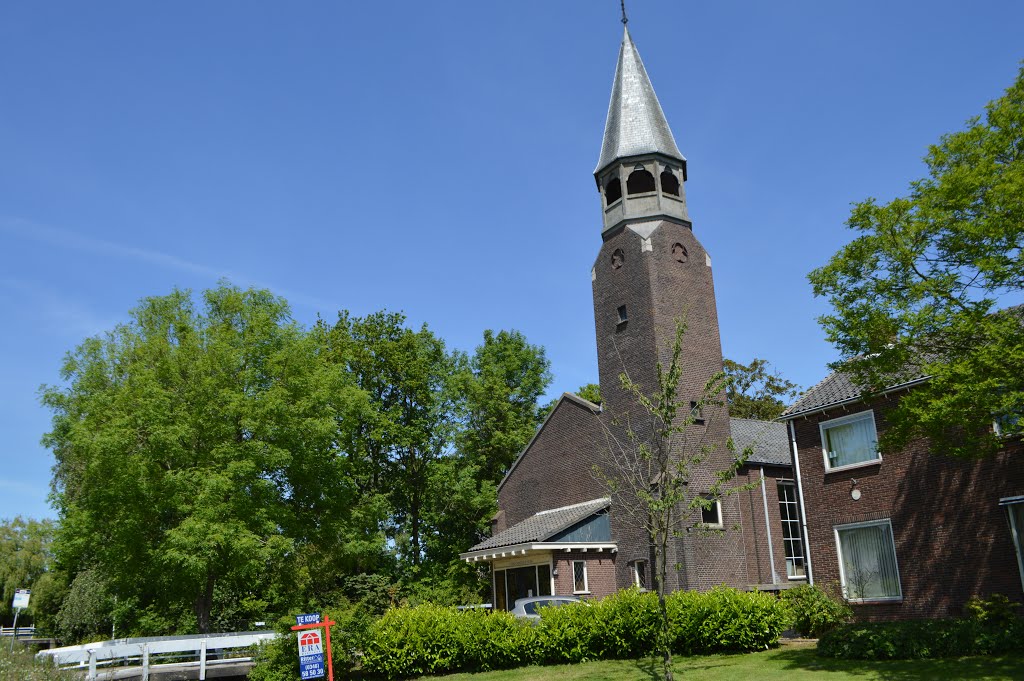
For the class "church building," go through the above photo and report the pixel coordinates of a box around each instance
[459,24,806,608]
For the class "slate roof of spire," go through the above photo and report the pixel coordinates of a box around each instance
[595,26,684,174]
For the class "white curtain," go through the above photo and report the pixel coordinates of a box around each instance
[839,523,900,599]
[827,417,876,467]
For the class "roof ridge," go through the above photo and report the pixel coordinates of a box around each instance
[536,497,610,516]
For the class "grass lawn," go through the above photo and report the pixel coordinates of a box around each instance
[418,643,1024,681]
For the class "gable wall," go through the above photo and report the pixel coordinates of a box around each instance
[497,398,606,530]
[793,395,1024,619]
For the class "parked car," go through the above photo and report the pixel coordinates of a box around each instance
[510,596,583,621]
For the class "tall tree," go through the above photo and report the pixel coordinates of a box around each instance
[42,285,369,634]
[422,330,551,581]
[809,66,1024,458]
[457,330,552,483]
[723,358,800,420]
[337,311,461,574]
[0,517,55,626]
[594,321,751,681]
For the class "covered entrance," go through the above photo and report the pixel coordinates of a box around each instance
[493,561,552,611]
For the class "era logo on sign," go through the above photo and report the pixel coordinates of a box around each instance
[299,631,323,656]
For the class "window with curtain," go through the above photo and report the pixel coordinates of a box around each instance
[820,411,880,470]
[835,520,901,601]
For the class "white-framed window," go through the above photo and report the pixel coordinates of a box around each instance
[1001,496,1024,592]
[834,519,902,602]
[820,410,880,471]
[699,495,722,528]
[572,560,589,593]
[777,481,806,579]
[632,559,648,589]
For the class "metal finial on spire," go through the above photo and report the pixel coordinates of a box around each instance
[620,0,628,25]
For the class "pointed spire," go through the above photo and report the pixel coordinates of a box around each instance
[595,27,684,175]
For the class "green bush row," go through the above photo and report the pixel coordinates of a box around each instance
[818,617,1024,660]
[360,587,790,678]
[778,583,852,637]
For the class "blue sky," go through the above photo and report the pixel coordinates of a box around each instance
[2,1,1022,521]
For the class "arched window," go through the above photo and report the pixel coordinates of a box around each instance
[660,169,680,196]
[604,177,622,205]
[627,167,656,194]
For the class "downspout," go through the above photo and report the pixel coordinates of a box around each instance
[760,466,779,585]
[788,419,814,585]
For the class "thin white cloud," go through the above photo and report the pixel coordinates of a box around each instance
[1,278,113,338]
[1,217,231,279]
[1,217,343,315]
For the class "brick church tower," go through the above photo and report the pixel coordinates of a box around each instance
[590,26,748,591]
[461,22,798,605]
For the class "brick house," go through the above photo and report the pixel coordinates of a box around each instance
[780,371,1024,619]
[459,26,808,608]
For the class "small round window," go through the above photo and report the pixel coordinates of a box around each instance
[611,248,625,269]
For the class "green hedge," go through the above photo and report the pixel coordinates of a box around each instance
[668,587,792,654]
[778,584,852,638]
[817,618,1024,660]
[360,587,790,678]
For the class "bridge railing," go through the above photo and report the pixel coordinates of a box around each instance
[36,631,278,681]
[0,625,36,637]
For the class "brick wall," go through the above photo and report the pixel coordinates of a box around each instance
[497,396,605,530]
[792,396,1024,619]
[591,220,748,591]
[553,551,617,599]
[737,464,801,587]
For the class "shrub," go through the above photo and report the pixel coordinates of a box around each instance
[963,594,1020,627]
[358,587,791,678]
[533,599,602,664]
[249,602,374,681]
[361,604,536,678]
[818,617,1024,660]
[588,588,661,659]
[779,583,852,638]
[667,587,790,654]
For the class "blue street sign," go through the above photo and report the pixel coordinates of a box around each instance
[295,613,321,626]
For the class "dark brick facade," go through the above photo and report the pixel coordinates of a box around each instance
[553,551,617,598]
[497,396,605,532]
[792,396,1024,619]
[737,464,804,588]
[591,219,748,592]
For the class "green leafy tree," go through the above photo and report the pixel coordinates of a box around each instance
[0,517,55,628]
[541,382,603,417]
[42,284,370,634]
[457,330,552,484]
[574,383,602,406]
[420,330,551,590]
[809,65,1024,458]
[334,311,462,575]
[723,358,800,420]
[595,321,751,681]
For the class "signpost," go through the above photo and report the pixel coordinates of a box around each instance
[10,589,30,652]
[290,613,335,681]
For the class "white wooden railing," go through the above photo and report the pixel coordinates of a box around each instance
[36,631,278,680]
[1,625,36,637]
